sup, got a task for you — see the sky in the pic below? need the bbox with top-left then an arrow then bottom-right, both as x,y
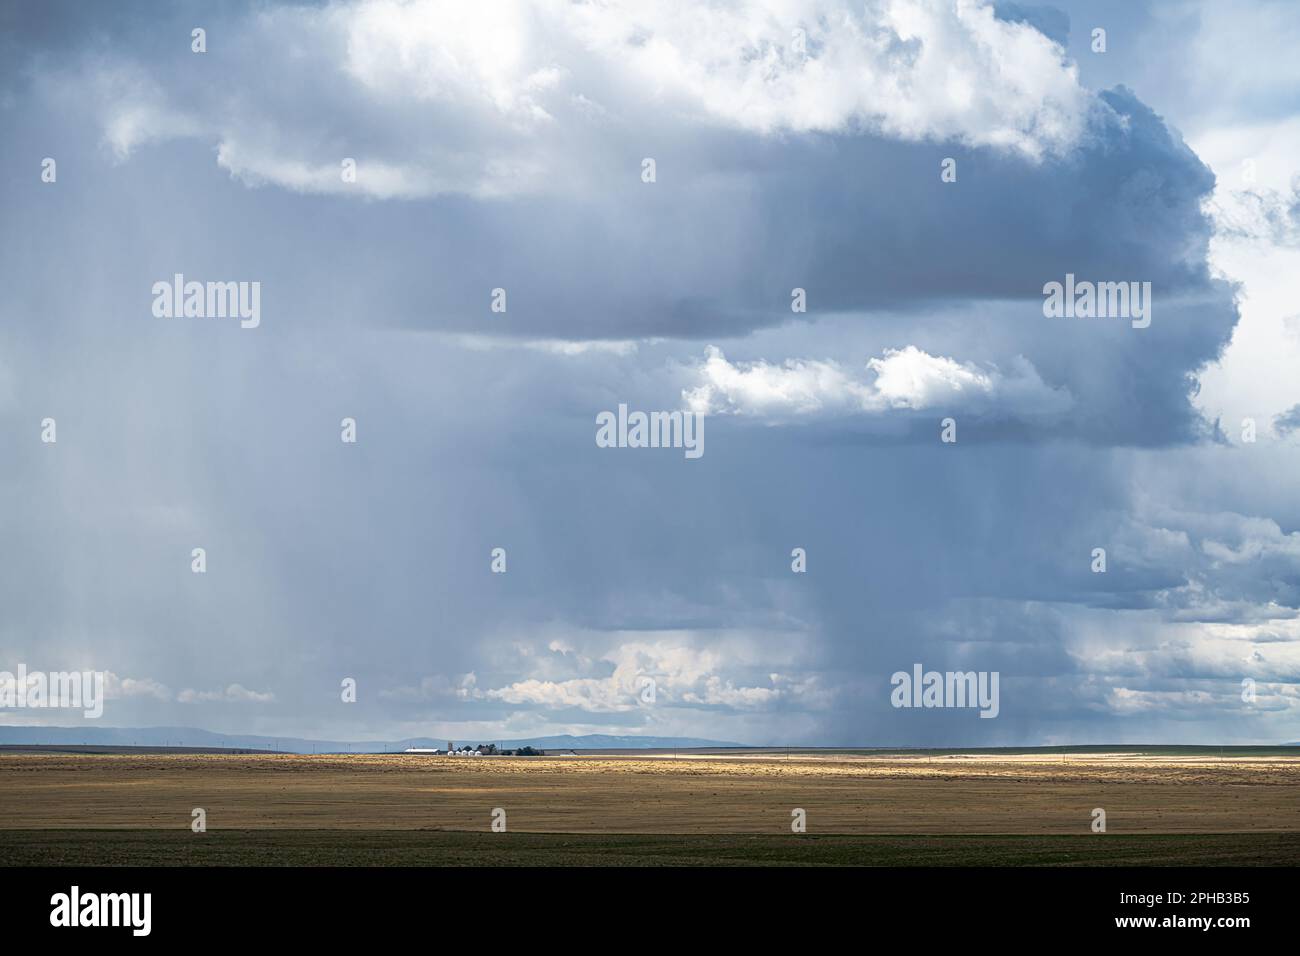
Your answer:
1,0 -> 1298,746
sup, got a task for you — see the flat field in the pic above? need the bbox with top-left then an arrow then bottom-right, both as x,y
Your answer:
3,750 -> 1297,864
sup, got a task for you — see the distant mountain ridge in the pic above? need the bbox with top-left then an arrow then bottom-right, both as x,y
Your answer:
483,734 -> 742,751
0,725 -> 742,754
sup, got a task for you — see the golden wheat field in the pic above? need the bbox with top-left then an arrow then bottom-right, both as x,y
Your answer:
2,751 -> 1298,835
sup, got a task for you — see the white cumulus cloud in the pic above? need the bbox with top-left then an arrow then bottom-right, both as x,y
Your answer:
683,344 -> 1073,420
78,0 -> 1093,199
177,684 -> 275,704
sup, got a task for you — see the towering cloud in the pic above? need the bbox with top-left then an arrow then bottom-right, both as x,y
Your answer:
0,0 -> 1294,745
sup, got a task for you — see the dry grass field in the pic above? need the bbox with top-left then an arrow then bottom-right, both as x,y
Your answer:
2,750 -> 1298,835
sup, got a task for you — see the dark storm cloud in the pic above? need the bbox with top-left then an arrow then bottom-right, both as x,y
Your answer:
6,29 -> 1239,452
1275,404 -> 1300,436
0,0 -> 1293,745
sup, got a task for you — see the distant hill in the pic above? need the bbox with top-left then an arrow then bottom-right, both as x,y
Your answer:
0,725 -> 742,754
